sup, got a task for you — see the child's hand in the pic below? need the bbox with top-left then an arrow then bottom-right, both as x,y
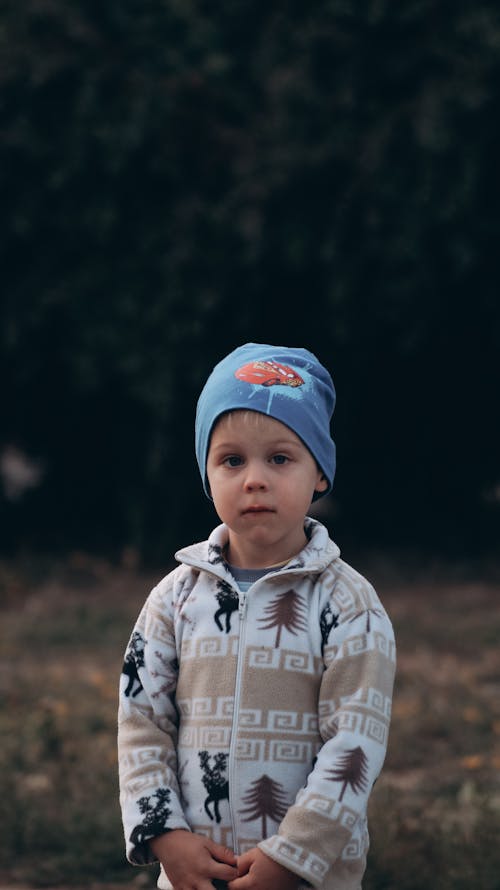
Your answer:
150,829 -> 238,890
228,847 -> 300,890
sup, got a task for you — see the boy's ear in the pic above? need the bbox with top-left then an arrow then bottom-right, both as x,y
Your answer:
315,473 -> 328,494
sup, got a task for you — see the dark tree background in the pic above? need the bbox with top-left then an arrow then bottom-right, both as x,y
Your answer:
1,0 -> 499,562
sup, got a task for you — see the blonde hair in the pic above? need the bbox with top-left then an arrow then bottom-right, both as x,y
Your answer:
213,409 -> 274,434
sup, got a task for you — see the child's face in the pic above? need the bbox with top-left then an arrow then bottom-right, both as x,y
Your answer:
206,411 -> 327,569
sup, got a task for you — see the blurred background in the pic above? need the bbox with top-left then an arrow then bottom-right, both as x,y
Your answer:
2,0 -> 499,565
1,2 -> 500,888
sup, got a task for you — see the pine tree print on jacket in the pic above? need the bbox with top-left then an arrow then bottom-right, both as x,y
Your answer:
239,775 -> 289,838
326,746 -> 370,801
258,589 -> 308,647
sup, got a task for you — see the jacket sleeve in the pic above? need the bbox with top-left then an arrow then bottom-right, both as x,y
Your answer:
118,578 -> 191,865
259,596 -> 396,888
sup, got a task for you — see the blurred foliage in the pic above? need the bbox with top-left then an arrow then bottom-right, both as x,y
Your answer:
1,0 -> 499,560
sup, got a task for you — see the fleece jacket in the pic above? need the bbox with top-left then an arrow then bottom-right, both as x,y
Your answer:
118,518 -> 396,890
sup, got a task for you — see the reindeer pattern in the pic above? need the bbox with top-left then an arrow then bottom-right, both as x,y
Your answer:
129,788 -> 171,859
121,630 -> 146,698
320,602 -> 339,655
198,750 -> 229,824
213,579 -> 239,633
208,543 -> 227,566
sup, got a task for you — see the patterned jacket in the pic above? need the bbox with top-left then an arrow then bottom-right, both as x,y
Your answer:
118,519 -> 396,890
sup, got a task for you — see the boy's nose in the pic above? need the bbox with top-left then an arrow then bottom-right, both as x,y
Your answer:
243,462 -> 268,491
244,478 -> 267,491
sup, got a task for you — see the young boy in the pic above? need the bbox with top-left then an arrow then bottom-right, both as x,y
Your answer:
118,343 -> 396,890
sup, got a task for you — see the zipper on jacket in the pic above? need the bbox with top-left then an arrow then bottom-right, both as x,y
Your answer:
228,589 -> 248,854
238,591 -> 248,620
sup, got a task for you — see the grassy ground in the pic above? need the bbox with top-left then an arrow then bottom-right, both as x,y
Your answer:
1,553 -> 499,889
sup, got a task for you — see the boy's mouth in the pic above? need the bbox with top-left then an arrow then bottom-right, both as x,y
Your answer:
242,505 -> 275,515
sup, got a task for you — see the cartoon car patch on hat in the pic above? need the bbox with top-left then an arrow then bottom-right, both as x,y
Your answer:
235,360 -> 304,387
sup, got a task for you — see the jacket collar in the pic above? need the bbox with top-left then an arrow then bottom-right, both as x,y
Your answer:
175,517 -> 340,582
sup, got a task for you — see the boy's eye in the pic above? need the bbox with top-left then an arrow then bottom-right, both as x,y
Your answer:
271,454 -> 288,465
224,455 -> 243,467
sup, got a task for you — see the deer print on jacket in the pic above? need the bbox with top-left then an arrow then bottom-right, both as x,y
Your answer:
199,751 -> 229,824
208,543 -> 227,566
129,788 -> 171,860
213,579 -> 239,633
320,602 -> 339,656
122,631 -> 146,698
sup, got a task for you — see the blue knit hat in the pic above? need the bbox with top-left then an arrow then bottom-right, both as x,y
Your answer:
195,343 -> 336,501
